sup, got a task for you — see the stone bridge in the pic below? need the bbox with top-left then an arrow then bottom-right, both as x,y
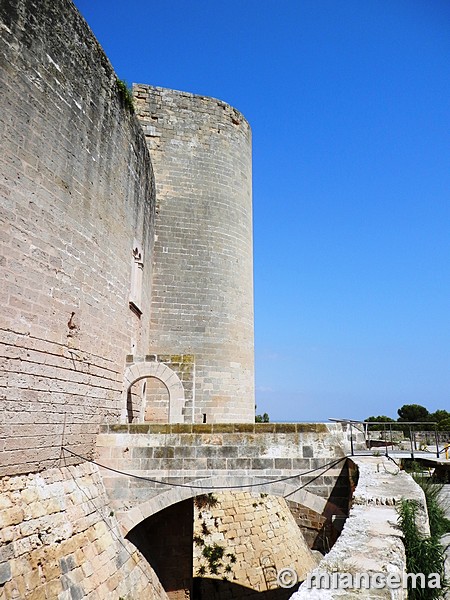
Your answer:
95,422 -> 359,536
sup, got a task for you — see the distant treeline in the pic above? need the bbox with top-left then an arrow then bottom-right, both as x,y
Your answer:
366,404 -> 450,431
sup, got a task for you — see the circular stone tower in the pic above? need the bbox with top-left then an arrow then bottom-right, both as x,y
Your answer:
134,85 -> 254,423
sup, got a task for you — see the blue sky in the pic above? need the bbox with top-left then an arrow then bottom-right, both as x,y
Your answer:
73,0 -> 450,422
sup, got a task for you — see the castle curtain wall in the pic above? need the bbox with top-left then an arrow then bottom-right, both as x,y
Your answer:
0,0 -> 258,595
0,0 -> 155,476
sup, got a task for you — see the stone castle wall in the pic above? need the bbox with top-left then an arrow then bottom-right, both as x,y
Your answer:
95,423 -> 352,534
0,0 -> 260,596
134,85 -> 255,423
0,463 -> 167,599
292,458 -> 423,600
193,491 -> 319,598
0,0 -> 155,476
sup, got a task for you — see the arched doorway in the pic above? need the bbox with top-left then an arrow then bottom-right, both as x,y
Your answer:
143,376 -> 171,422
122,360 -> 185,424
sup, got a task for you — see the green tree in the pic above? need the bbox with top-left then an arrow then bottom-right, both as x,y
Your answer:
438,417 -> 450,432
428,409 -> 450,425
255,412 -> 270,423
365,415 -> 396,431
397,404 -> 429,422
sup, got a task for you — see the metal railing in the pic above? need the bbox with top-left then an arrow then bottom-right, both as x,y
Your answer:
330,419 -> 450,460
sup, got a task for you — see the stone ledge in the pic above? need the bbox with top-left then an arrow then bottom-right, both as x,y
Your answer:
100,422 -> 339,435
292,456 -> 426,599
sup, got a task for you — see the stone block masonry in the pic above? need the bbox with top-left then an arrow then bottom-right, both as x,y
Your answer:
126,354 -> 195,423
0,0 -> 155,475
134,85 -> 255,424
292,457 -> 427,599
193,491 -> 319,597
95,422 -> 354,535
0,462 -> 168,599
287,501 -> 329,552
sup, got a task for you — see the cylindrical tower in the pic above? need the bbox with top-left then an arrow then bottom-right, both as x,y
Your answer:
134,85 -> 254,423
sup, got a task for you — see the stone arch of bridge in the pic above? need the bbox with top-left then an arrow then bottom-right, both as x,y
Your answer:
118,475 -> 328,536
121,361 -> 185,424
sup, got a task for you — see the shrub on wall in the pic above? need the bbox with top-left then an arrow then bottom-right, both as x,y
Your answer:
397,474 -> 450,599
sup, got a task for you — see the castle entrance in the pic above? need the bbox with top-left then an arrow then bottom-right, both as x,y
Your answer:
122,359 -> 185,424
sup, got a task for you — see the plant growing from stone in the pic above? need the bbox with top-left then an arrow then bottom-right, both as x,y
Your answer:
204,544 -> 236,578
202,543 -> 224,575
194,493 -> 218,509
412,473 -> 450,538
196,564 -> 206,577
193,493 -> 236,580
195,542 -> 237,579
116,78 -> 134,113
201,520 -> 211,536
397,499 -> 448,599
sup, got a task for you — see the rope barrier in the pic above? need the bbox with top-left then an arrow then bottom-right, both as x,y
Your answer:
62,446 -> 347,491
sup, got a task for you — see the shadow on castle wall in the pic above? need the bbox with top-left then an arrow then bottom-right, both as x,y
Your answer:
192,578 -> 300,600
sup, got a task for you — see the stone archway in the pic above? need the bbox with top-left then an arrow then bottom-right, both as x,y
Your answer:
115,475 -> 328,536
124,486 -> 322,599
121,361 -> 185,424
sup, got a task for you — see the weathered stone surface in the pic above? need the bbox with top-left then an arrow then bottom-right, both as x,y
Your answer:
0,0 -> 155,476
193,491 -> 319,596
95,424 -> 354,535
292,457 -> 425,599
0,561 -> 11,585
0,463 -> 168,599
134,85 -> 254,424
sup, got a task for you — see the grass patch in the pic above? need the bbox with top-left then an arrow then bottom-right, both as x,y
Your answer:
414,473 -> 450,538
397,473 -> 449,599
116,78 -> 134,113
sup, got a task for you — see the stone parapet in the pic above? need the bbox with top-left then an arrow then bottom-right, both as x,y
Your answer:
99,421 -> 352,436
292,457 -> 427,599
94,423 -> 353,535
